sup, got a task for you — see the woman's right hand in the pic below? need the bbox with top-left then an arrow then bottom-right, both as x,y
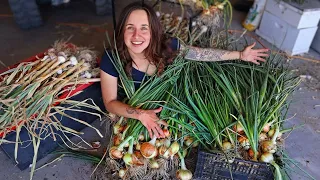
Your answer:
138,107 -> 167,138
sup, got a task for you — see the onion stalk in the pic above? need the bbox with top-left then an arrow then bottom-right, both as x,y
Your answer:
176,152 -> 192,180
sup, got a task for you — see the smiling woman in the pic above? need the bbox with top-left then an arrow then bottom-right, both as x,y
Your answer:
100,1 -> 269,139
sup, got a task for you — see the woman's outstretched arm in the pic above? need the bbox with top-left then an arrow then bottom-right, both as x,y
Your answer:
181,42 -> 269,65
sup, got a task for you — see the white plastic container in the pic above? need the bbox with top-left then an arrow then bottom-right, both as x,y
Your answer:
256,0 -> 320,55
265,0 -> 320,29
256,11 -> 318,55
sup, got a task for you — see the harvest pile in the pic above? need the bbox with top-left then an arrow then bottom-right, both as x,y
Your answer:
0,41 -> 105,179
101,22 -> 302,180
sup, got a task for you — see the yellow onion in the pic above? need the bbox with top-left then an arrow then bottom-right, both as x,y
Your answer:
140,137 -> 158,159
184,137 -> 193,147
192,141 -> 199,148
259,133 -> 268,142
109,146 -> 123,159
248,148 -> 260,159
109,136 -> 133,159
132,152 -> 144,166
159,145 -> 168,157
169,141 -> 180,157
163,128 -> 170,138
233,122 -> 244,133
267,128 -> 282,139
123,153 -> 133,166
238,136 -> 250,150
260,152 -> 274,163
176,152 -> 192,180
155,139 -> 163,147
149,159 -> 160,169
138,134 -> 144,141
263,123 -> 270,133
118,168 -> 126,179
135,142 -> 141,150
222,141 -> 232,151
113,134 -> 121,146
261,140 -> 277,153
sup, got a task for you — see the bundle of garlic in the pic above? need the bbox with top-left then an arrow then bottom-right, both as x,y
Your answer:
0,40 -> 105,179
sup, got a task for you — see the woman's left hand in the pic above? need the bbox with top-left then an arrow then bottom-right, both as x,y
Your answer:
240,42 -> 269,65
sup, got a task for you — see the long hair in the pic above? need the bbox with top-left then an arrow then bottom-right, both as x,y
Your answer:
115,1 -> 176,76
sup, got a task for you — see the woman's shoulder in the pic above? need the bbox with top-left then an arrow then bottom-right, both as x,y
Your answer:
100,50 -> 119,77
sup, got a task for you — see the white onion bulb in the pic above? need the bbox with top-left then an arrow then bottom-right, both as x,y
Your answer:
57,69 -> 63,74
70,56 -> 78,65
57,56 -> 66,64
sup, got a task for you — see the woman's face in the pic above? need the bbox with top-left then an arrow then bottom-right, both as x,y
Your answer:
124,10 -> 151,57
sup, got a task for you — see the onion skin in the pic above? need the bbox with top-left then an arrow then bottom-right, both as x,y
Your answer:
176,169 -> 192,180
233,122 -> 244,133
261,140 -> 276,153
163,129 -> 170,138
140,142 -> 158,159
263,123 -> 270,133
260,152 -> 274,163
222,141 -> 232,151
118,168 -> 126,179
149,159 -> 160,169
132,152 -> 144,166
238,136 -> 250,150
113,134 -> 121,146
259,133 -> 268,142
158,146 -> 168,156
109,146 -> 123,159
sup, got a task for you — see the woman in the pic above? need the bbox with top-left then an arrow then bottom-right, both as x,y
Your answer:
100,2 -> 268,139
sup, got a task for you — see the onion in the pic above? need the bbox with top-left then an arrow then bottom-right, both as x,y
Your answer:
158,145 -> 167,157
169,141 -> 180,157
260,152 -> 274,163
268,128 -> 275,137
263,123 -> 270,133
113,134 -> 121,146
149,159 -> 160,169
155,139 -> 163,147
109,146 -> 123,159
56,69 -> 63,74
132,152 -> 144,166
259,133 -> 268,142
238,136 -> 250,150
192,141 -> 199,148
135,142 -> 141,150
176,152 -> 192,180
163,128 -> 170,138
261,140 -> 277,153
123,153 -> 133,166
184,137 -> 193,147
140,137 -> 158,159
118,168 -> 126,179
222,141 -> 232,151
233,122 -> 244,133
138,134 -> 144,141
57,56 -> 66,64
248,148 -> 259,158
69,56 -> 78,65
109,136 -> 133,159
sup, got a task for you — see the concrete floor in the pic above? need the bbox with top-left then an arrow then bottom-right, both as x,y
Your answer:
0,0 -> 319,179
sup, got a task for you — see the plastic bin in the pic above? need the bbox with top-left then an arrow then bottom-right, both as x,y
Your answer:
194,150 -> 274,180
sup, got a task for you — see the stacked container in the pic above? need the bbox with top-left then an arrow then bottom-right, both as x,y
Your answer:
256,0 -> 320,55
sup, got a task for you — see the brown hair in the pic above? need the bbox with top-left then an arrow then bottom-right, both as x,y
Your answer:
115,1 -> 176,76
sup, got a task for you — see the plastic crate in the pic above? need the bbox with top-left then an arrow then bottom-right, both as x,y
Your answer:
0,45 -> 99,138
194,150 -> 274,180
